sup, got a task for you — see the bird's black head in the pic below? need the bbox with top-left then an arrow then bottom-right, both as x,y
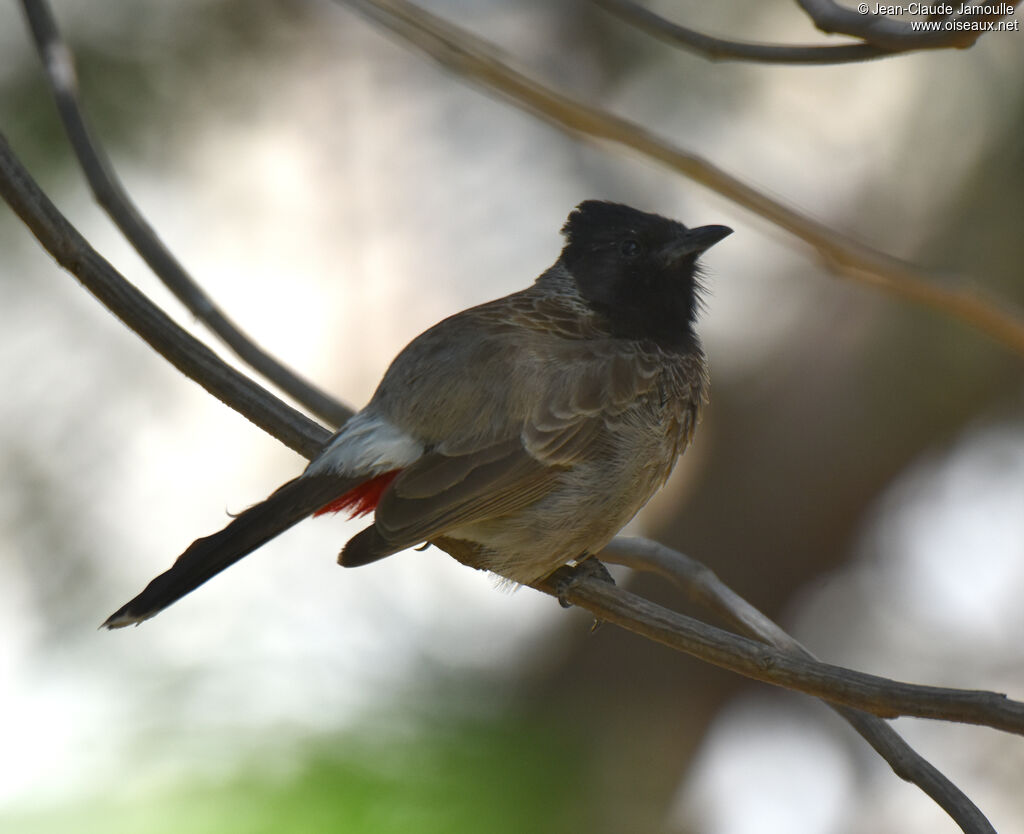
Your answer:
560,200 -> 731,350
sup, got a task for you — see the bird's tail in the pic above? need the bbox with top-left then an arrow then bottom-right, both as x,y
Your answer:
103,473 -> 359,628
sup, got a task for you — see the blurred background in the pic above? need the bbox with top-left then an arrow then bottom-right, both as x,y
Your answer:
1,1 -> 1023,832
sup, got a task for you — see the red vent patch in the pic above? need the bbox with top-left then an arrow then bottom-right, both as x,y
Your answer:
314,469 -> 401,518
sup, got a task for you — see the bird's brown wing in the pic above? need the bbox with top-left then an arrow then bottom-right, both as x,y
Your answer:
339,437 -> 559,566
522,343 -> 669,465
372,438 -> 558,547
341,341 -> 699,568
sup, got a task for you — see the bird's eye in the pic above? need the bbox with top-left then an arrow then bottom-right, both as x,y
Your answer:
620,239 -> 641,256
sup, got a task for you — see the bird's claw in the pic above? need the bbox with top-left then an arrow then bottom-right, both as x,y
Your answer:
552,558 -> 616,628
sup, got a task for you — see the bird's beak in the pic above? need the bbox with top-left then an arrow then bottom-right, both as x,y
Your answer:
662,224 -> 733,263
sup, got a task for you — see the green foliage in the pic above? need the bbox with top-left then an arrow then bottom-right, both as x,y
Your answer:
2,716 -> 588,834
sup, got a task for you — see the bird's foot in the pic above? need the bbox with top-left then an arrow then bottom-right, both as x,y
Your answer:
573,555 -> 615,586
552,556 -> 616,630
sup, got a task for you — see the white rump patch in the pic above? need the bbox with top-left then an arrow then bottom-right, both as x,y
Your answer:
304,411 -> 423,477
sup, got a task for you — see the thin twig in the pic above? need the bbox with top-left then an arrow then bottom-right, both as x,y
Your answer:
594,0 -> 899,64
0,133 -> 331,459
337,0 -> 1024,358
601,538 -> 800,648
18,0 -> 353,429
840,708 -> 995,834
600,537 -> 996,834
795,0 -> 1021,49
534,566 -> 1024,733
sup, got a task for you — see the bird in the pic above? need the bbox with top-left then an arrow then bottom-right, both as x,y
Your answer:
104,200 -> 731,628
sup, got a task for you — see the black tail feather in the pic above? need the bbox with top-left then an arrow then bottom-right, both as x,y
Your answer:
103,474 -> 358,628
338,525 -> 396,568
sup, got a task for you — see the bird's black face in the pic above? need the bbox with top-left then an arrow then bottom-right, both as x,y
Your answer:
560,201 -> 731,350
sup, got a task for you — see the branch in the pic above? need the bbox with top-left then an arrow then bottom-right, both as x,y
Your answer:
600,538 -> 996,834
600,538 -> 802,647
594,0 -> 900,64
535,566 -> 1024,734
338,0 -> 1024,359
0,133 -> 331,460
796,0 -> 1022,50
18,0 -> 353,429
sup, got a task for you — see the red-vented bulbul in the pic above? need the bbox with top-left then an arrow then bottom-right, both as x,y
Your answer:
104,201 -> 731,627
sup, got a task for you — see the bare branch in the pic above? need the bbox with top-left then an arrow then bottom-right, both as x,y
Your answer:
597,0 -> 1024,63
836,708 -> 995,834
0,133 -> 331,459
338,0 -> 1024,358
600,538 -> 996,834
795,0 -> 1021,49
594,0 -> 899,64
18,0 -> 353,429
535,565 -> 1024,734
601,537 -> 800,648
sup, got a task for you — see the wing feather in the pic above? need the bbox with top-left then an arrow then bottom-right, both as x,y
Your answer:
372,439 -> 559,551
364,329 -> 702,559
522,343 -> 671,466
